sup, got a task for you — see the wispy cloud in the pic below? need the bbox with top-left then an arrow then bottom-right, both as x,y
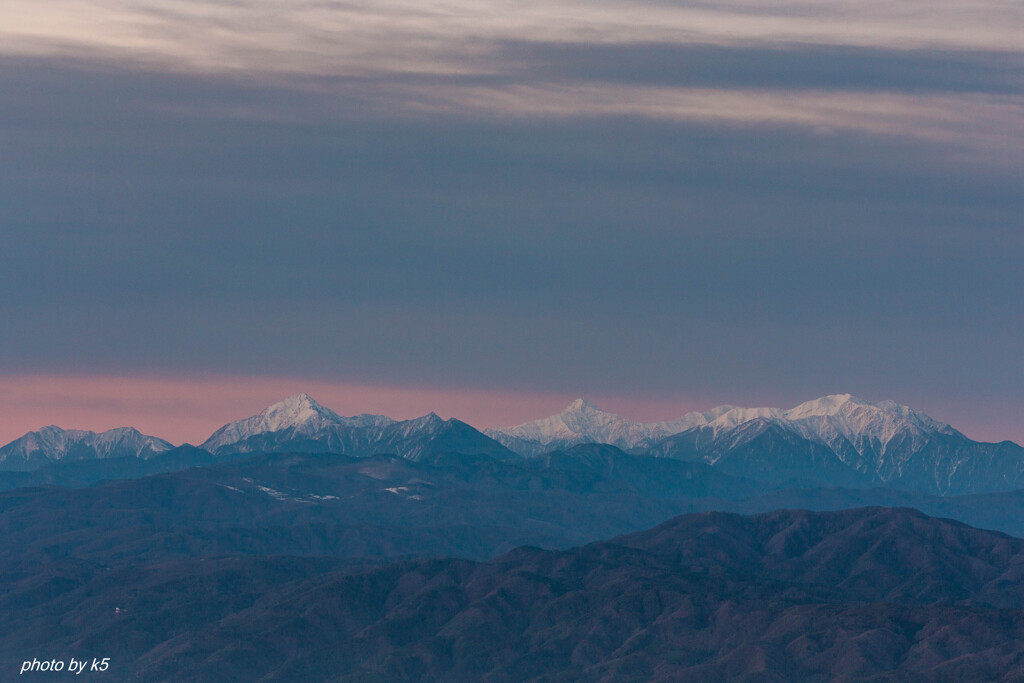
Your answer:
1,1 -> 1022,440
3,0 -> 1022,144
4,0 -> 1023,74
495,42 -> 1024,94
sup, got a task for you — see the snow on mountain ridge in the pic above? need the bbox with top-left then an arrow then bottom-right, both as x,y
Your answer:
485,398 -> 665,448
484,398 -> 712,454
0,425 -> 173,468
487,394 -> 957,456
781,395 -> 956,447
193,397 -> 518,462
388,412 -> 446,439
0,392 -> 965,471
254,393 -> 343,432
200,394 -> 398,452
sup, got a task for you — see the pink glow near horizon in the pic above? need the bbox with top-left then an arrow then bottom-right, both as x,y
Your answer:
0,374 -> 711,446
0,374 -> 1018,447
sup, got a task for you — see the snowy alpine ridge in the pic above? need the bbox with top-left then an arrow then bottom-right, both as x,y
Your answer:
0,426 -> 173,471
485,394 -> 957,456
2,393 -> 1021,496
487,394 -> 1024,495
201,393 -> 397,453
200,394 -> 514,462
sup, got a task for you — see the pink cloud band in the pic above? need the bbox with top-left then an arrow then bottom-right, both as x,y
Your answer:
0,373 -> 706,446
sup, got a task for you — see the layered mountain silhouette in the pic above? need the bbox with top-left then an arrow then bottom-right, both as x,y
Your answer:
0,394 -> 515,475
3,393 -> 1022,496
5,394 -> 1024,680
202,393 -> 517,461
0,446 -> 755,565
7,445 -> 1024,565
486,393 -> 956,453
6,507 -> 1024,680
490,394 -> 1024,495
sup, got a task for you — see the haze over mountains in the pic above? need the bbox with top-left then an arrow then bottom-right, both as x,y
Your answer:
5,393 -> 1024,680
3,392 -> 1021,496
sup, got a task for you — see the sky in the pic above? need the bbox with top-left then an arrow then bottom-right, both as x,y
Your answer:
1,0 -> 1022,445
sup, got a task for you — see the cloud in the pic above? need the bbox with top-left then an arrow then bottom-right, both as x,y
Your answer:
495,42 -> 1024,95
0,0 -> 1022,443
1,57 -> 1020,413
4,51 -> 1023,153
3,0 -> 1024,77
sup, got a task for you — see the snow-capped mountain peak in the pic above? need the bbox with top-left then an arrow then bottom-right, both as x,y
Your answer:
396,412 -> 446,435
199,394 -> 408,453
784,393 -> 857,419
772,394 -> 958,460
196,398 -> 514,461
776,393 -> 953,436
200,394 -> 349,452
0,425 -> 173,470
257,394 -> 343,432
487,394 -> 958,458
697,395 -> 873,431
564,398 -> 599,413
485,399 -> 690,455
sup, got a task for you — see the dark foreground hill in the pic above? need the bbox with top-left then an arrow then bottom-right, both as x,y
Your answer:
6,507 -> 1024,681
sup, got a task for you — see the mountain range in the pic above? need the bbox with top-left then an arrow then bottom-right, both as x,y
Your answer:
3,392 -> 1021,496
5,394 -> 1024,680
6,506 -> 1024,681
200,393 -> 515,462
486,393 -> 958,452
487,394 -> 1024,494
9,442 -> 1024,563
0,425 -> 172,472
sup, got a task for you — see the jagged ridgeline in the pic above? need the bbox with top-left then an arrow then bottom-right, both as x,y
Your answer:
6,507 -> 1024,681
2,393 -> 1022,496
4,396 -> 1024,680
